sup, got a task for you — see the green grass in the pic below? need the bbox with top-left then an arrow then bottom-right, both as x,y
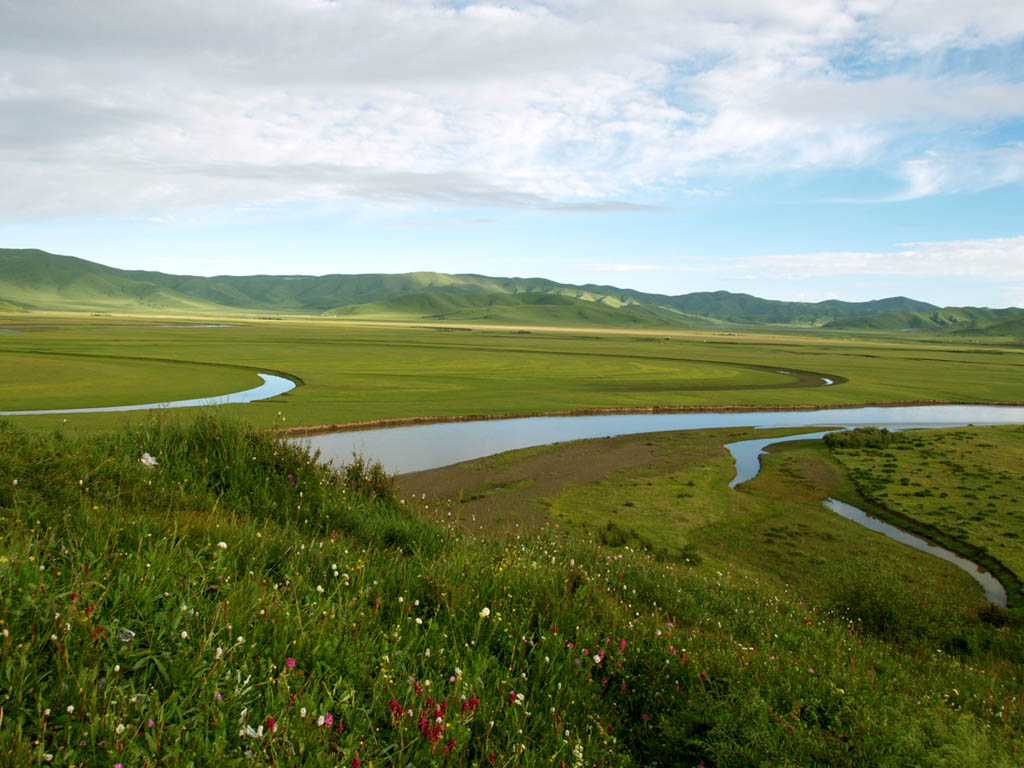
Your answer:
828,426 -> 1024,606
3,417 -> 1024,766
0,351 -> 259,410
2,316 -> 1023,435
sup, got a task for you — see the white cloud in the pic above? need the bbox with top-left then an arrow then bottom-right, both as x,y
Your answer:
730,235 -> 1024,283
0,0 -> 1022,217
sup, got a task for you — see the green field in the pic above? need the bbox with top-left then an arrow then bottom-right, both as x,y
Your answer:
2,310 -> 1024,765
1,314 -> 1022,435
3,418 -> 1024,766
828,426 -> 1024,601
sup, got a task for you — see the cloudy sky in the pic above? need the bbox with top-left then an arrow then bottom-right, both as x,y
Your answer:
2,0 -> 1023,306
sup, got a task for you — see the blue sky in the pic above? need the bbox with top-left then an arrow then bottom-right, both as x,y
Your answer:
1,0 -> 1022,307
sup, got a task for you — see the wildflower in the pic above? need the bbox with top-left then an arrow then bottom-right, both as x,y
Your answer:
300,707 -> 307,718
181,631 -> 188,639
216,692 -> 222,701
316,585 -> 324,594
285,657 -> 296,668
288,473 -> 296,488
352,754 -> 361,768
593,654 -> 602,665
148,719 -> 155,728
66,705 -> 74,714
118,628 -> 135,643
415,618 -> 423,625
641,714 -> 651,722
140,453 -> 158,468
479,607 -> 491,618
266,717 -> 276,733
218,541 -> 228,549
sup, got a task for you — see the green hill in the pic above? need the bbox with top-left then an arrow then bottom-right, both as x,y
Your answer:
826,307 -> 1024,337
6,248 -> 1015,331
0,249 -> 227,313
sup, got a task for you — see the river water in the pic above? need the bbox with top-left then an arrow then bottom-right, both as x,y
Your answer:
301,403 -> 1024,474
0,373 -> 296,416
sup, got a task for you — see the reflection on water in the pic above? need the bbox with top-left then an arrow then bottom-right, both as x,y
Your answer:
0,373 -> 295,416
301,404 -> 1024,475
824,498 -> 1007,607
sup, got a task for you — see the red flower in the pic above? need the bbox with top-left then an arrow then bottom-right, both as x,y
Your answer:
352,753 -> 360,768
265,717 -> 276,733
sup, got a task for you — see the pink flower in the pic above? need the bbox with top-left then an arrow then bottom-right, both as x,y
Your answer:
266,717 -> 276,733
323,712 -> 334,727
285,657 -> 297,668
641,714 -> 651,722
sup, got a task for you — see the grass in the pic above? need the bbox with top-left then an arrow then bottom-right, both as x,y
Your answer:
402,428 -> 995,621
3,416 -> 1024,766
1,314 -> 1023,435
827,425 -> 1024,608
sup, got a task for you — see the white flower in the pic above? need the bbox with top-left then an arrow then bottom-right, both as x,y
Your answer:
300,707 -> 307,718
593,654 -> 602,665
118,628 -> 136,643
479,607 -> 491,618
181,631 -> 188,639
415,617 -> 423,625
66,705 -> 74,714
216,647 -> 223,659
316,585 -> 324,594
140,452 -> 158,468
217,541 -> 228,549
115,724 -> 126,735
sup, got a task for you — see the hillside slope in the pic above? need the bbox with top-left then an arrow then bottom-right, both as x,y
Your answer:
6,248 -> 1012,331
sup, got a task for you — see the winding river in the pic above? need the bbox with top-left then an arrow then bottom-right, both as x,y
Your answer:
301,403 -> 1024,474
0,373 -> 296,416
300,403 -> 1024,608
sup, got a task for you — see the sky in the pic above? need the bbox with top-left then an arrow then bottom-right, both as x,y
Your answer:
1,0 -> 1023,307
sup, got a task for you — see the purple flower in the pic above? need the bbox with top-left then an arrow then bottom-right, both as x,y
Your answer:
288,473 -> 296,488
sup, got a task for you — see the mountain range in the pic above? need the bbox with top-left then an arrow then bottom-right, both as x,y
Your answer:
1,248 -> 1021,336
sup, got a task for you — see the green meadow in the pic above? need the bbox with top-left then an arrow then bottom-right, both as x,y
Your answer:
2,313 -> 1024,765
2,418 -> 1024,767
1,314 -> 1022,433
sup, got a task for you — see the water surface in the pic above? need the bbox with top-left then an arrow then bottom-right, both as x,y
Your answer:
824,498 -> 1007,607
302,404 -> 1024,474
0,373 -> 295,416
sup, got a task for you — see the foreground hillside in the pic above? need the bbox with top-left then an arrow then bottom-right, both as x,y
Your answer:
0,248 -> 952,329
1,418 -> 1023,766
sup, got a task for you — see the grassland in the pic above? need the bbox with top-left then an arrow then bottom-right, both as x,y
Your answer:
827,426 -> 1024,606
3,417 -> 1024,766
399,428 -> 992,618
1,314 -> 1022,435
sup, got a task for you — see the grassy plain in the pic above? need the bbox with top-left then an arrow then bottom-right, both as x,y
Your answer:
828,426 -> 1024,605
1,313 -> 1023,434
3,418 -> 1024,766
400,429 -> 990,618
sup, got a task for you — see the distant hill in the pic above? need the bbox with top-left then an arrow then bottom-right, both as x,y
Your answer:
826,307 -> 1024,337
3,248 -> 1013,333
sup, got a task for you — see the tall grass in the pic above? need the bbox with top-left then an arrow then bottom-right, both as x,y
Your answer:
1,417 -> 1022,766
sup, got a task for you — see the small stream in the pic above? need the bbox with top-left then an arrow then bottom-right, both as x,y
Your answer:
725,430 -> 1008,607
0,373 -> 296,416
826,498 -> 1007,607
